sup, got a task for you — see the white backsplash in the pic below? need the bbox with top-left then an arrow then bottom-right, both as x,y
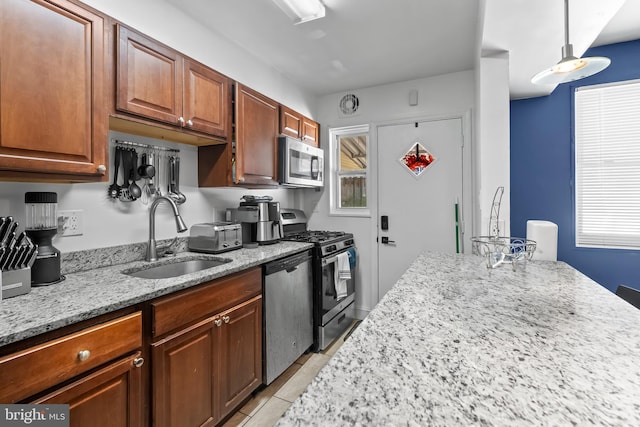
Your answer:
0,131 -> 300,253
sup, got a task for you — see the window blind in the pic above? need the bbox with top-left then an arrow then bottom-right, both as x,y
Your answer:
575,80 -> 640,249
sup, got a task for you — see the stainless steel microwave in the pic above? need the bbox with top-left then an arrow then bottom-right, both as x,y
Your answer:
278,136 -> 324,188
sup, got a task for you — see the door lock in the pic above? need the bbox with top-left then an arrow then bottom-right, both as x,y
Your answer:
381,236 -> 396,245
381,215 -> 389,230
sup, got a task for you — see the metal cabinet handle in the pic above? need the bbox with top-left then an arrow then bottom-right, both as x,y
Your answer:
186,119 -> 193,127
77,350 -> 91,361
178,117 -> 185,126
223,315 -> 230,324
214,318 -> 222,327
133,357 -> 144,368
97,164 -> 106,174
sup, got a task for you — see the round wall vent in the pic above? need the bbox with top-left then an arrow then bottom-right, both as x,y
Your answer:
339,93 -> 360,116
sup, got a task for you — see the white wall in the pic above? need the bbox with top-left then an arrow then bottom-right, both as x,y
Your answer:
475,52 -> 511,237
0,131 -> 296,253
301,71 -> 476,317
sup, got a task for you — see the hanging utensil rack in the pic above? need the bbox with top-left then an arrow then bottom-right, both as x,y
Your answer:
112,139 -> 180,154
110,139 -> 183,204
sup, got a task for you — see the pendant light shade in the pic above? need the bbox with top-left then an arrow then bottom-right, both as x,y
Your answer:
531,0 -> 610,85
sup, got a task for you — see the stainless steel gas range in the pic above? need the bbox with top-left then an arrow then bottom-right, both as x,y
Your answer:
281,209 -> 356,351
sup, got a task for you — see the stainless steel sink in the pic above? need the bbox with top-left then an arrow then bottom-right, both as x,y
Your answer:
123,258 -> 232,279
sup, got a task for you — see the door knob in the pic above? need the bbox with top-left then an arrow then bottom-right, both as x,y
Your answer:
381,236 -> 396,245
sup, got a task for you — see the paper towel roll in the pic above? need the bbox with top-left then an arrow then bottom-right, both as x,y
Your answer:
527,220 -> 558,261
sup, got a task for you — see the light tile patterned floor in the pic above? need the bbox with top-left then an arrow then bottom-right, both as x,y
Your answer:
222,324 -> 353,427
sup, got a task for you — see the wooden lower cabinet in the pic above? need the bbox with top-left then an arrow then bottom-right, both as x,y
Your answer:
33,352 -> 144,427
218,297 -> 262,420
152,318 -> 217,427
151,295 -> 262,427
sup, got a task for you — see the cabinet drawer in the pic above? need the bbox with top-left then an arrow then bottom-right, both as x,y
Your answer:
152,267 -> 261,338
0,312 -> 142,403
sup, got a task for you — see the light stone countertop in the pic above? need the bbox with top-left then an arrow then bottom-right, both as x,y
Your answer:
277,251 -> 640,426
0,241 -> 312,347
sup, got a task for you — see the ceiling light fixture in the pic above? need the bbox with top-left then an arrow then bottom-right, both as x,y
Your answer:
531,0 -> 610,85
272,0 -> 326,25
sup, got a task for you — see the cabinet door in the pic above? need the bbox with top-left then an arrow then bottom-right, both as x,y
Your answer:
152,317 -> 217,427
0,0 -> 107,178
183,59 -> 230,138
279,105 -> 302,139
217,296 -> 262,420
33,352 -> 143,427
301,117 -> 320,147
235,84 -> 279,185
117,25 -> 183,126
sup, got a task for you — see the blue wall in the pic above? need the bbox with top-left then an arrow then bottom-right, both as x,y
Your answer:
510,39 -> 640,292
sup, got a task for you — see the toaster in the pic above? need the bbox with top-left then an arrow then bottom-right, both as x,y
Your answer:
188,222 -> 242,254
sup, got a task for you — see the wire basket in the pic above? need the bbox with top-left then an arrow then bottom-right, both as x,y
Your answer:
471,236 -> 537,270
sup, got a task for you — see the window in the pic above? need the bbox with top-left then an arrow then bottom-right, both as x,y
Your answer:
575,79 -> 640,249
329,125 -> 370,216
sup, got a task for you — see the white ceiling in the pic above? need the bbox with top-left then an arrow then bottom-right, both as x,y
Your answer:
166,0 -> 640,100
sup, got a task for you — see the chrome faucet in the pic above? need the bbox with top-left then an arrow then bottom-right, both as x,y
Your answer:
146,196 -> 188,262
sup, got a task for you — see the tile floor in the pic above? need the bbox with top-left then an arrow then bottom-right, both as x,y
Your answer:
222,324 -> 354,427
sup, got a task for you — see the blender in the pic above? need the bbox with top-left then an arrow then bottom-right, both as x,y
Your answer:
25,192 -> 64,285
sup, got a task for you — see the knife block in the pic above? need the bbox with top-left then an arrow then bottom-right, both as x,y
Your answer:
1,268 -> 31,299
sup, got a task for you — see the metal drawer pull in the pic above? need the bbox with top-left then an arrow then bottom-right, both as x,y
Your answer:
77,350 -> 91,361
214,319 -> 222,327
133,357 -> 145,368
223,315 -> 230,324
186,119 -> 193,127
97,164 -> 106,173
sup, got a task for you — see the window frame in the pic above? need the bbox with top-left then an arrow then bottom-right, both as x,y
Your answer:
574,78 -> 640,250
329,125 -> 371,217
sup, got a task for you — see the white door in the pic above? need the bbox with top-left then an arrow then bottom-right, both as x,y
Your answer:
377,118 -> 464,300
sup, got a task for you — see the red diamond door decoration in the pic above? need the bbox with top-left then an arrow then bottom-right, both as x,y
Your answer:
399,141 -> 436,178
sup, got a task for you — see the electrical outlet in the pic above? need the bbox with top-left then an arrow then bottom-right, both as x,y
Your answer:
58,210 -> 84,236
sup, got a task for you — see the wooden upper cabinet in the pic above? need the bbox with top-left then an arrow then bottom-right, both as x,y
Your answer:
116,24 -> 182,125
301,116 -> 319,147
116,25 -> 231,140
279,105 -> 320,147
0,0 -> 108,180
183,58 -> 230,138
280,105 -> 302,139
235,84 -> 279,186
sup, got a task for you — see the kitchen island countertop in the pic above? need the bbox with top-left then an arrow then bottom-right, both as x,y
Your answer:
0,241 -> 312,347
278,252 -> 640,426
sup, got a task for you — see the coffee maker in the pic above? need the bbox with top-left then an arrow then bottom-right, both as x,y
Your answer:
229,196 -> 283,245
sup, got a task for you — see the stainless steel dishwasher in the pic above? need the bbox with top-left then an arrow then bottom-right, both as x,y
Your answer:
263,249 -> 313,385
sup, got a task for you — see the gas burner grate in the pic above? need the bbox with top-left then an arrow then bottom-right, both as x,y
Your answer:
282,230 -> 350,244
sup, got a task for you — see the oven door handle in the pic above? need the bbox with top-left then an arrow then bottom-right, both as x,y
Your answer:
322,255 -> 339,266
323,251 -> 352,267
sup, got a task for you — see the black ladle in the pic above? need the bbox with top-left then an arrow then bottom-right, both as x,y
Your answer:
108,146 -> 121,199
128,149 -> 142,199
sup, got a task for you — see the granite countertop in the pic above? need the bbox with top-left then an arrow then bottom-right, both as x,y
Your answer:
0,241 -> 312,347
278,252 -> 640,426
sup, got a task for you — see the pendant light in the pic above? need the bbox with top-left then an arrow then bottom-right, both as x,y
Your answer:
531,0 -> 610,85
